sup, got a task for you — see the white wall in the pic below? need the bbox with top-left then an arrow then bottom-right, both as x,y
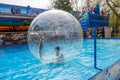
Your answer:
104,27 -> 111,38
90,60 -> 120,80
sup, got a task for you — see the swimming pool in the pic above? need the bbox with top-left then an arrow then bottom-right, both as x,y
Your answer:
0,39 -> 120,80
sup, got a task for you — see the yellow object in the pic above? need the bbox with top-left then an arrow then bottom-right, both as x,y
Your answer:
83,15 -> 87,20
113,68 -> 117,75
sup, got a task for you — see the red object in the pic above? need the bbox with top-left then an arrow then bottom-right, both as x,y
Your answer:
89,7 -> 94,13
101,9 -> 105,15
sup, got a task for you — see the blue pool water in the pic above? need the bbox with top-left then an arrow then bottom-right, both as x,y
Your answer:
0,39 -> 120,80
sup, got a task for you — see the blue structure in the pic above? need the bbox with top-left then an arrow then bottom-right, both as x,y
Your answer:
79,13 -> 109,30
79,12 -> 109,71
0,3 -> 47,26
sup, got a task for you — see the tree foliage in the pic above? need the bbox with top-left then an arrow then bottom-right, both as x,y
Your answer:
106,0 -> 120,17
110,13 -> 118,27
106,0 -> 120,27
53,0 -> 73,12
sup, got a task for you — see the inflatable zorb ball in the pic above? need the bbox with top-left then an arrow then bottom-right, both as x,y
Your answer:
28,10 -> 83,63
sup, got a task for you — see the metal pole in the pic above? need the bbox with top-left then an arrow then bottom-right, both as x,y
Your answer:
94,26 -> 102,71
94,26 -> 97,68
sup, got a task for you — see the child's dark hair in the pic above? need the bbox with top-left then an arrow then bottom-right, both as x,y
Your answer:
55,46 -> 60,51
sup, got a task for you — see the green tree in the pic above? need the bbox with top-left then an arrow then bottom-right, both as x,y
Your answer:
106,0 -> 120,37
110,13 -> 118,27
106,0 -> 120,27
106,0 -> 120,18
53,0 -> 73,12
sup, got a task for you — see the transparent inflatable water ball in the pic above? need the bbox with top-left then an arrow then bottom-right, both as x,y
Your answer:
28,10 -> 83,63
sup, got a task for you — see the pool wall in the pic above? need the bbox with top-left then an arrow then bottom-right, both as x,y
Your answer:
90,60 -> 120,80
